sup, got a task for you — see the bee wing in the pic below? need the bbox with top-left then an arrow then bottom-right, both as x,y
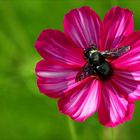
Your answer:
75,64 -> 95,82
101,46 -> 130,59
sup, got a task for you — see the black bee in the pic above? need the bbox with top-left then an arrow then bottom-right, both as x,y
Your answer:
76,44 -> 130,81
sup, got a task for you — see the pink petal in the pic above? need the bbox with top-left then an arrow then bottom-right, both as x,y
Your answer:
64,6 -> 102,49
101,7 -> 134,50
98,81 -> 134,127
58,79 -> 101,122
119,32 -> 140,46
36,60 -> 85,98
112,33 -> 140,71
111,70 -> 140,102
35,29 -> 84,67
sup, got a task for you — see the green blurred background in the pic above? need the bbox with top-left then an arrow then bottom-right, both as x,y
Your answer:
0,0 -> 140,139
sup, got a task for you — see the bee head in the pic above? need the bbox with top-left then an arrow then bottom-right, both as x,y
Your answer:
84,47 -> 97,59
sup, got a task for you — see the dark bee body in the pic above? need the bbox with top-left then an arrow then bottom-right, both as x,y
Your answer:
76,46 -> 130,82
95,61 -> 113,81
83,47 -> 113,81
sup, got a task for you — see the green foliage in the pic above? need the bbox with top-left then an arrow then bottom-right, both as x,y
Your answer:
0,0 -> 140,139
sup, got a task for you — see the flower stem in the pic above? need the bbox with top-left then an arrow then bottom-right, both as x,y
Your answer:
111,129 -> 115,140
67,117 -> 78,140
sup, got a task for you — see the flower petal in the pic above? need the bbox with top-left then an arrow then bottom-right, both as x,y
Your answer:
119,32 -> 140,47
113,33 -> 140,71
35,29 -> 84,67
101,7 -> 134,50
98,81 -> 134,127
64,6 -> 102,49
112,70 -> 140,102
36,60 -> 85,98
58,79 -> 101,122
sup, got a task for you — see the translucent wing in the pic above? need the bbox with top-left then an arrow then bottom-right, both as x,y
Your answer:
75,63 -> 96,82
101,46 -> 130,59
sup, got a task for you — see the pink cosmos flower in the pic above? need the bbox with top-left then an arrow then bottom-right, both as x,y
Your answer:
35,6 -> 140,127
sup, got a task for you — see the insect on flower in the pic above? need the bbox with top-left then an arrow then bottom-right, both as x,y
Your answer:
76,44 -> 130,81
35,6 -> 140,127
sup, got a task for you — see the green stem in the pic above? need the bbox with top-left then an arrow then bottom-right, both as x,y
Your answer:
111,129 -> 115,140
67,117 -> 78,140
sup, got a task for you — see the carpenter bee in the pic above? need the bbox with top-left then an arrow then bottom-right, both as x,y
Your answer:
76,44 -> 130,81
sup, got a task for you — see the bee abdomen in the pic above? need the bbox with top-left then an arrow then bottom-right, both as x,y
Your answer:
95,61 -> 113,81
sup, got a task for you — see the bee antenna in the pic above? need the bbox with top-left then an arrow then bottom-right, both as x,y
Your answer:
89,44 -> 97,49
